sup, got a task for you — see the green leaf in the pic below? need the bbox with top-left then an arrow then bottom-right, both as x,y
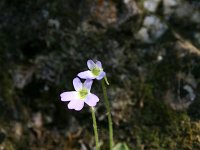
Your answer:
113,143 -> 130,150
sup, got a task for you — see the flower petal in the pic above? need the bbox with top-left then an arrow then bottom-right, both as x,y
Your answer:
96,71 -> 106,80
96,61 -> 102,68
84,79 -> 93,91
68,100 -> 84,111
78,71 -> 95,79
84,93 -> 99,106
87,60 -> 96,70
73,77 -> 82,91
60,91 -> 79,101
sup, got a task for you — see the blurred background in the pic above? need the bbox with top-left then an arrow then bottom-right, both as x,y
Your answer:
0,0 -> 200,149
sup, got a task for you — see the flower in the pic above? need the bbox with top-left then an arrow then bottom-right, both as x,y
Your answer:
60,77 -> 99,111
78,60 -> 106,80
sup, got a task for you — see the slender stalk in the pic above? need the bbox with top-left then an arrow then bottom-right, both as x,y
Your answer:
101,79 -> 113,150
104,76 -> 109,85
91,107 -> 100,150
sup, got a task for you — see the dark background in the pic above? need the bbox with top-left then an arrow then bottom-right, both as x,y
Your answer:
0,0 -> 200,149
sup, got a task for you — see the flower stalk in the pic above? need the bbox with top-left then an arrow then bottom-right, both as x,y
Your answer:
101,79 -> 113,150
91,107 -> 100,150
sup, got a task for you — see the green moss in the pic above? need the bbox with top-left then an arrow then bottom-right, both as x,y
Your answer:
132,107 -> 200,149
129,81 -> 200,150
0,141 -> 15,150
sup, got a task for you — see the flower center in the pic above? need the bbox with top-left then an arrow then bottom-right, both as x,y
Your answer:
91,67 -> 101,76
78,88 -> 88,99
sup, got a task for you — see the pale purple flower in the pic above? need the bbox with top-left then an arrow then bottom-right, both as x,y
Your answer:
60,77 -> 99,111
78,60 -> 106,80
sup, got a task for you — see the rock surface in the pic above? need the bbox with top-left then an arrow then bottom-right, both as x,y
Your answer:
0,0 -> 200,149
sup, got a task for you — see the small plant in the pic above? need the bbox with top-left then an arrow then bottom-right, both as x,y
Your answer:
60,59 -> 129,150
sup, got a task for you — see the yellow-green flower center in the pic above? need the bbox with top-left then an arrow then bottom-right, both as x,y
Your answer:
91,67 -> 101,76
78,88 -> 88,99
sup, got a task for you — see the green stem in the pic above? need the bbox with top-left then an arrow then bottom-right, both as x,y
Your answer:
101,79 -> 113,150
104,76 -> 109,85
91,107 -> 100,150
